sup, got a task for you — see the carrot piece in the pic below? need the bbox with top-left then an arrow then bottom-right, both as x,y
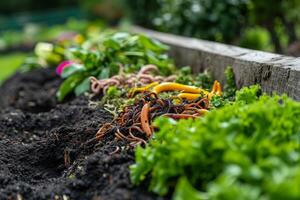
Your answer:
140,103 -> 152,137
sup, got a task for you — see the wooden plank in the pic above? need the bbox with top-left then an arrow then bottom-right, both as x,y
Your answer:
133,26 -> 300,101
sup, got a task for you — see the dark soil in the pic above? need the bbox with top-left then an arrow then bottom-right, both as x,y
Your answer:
0,68 -> 164,200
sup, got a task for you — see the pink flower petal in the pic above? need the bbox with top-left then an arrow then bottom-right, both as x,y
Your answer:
56,61 -> 74,75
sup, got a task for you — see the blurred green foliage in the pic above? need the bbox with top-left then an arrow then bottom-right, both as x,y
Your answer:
0,19 -> 104,51
239,27 -> 273,51
247,0 -> 300,53
125,0 -> 300,54
0,19 -> 105,84
0,53 -> 27,84
127,0 -> 248,43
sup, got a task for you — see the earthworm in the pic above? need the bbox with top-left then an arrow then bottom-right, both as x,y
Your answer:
90,65 -> 178,95
138,64 -> 158,75
96,91 -> 213,147
128,130 -> 147,145
109,146 -> 120,155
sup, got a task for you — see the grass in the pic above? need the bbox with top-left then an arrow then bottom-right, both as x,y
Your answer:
0,53 -> 28,85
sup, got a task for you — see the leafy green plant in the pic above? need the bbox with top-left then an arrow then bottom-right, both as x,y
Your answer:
247,0 -> 300,53
57,31 -> 174,101
130,85 -> 300,199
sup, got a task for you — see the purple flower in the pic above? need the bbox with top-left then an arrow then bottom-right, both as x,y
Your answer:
56,61 -> 74,75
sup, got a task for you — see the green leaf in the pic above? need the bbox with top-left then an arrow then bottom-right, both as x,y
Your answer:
124,51 -> 145,57
69,47 -> 88,61
173,177 -> 206,200
56,73 -> 84,102
112,32 -> 130,40
139,35 -> 168,52
74,76 -> 90,96
99,68 -> 110,79
61,64 -> 85,78
103,38 -> 121,49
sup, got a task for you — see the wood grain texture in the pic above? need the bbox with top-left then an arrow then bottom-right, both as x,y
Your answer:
133,26 -> 300,100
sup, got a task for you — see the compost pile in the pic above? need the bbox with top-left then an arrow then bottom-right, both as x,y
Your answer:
0,68 -> 162,200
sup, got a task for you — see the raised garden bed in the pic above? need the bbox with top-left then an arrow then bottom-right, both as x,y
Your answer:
0,28 -> 300,200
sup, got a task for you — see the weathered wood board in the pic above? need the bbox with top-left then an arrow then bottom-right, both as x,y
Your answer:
133,26 -> 300,101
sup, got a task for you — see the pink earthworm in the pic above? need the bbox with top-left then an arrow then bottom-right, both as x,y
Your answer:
138,64 -> 158,75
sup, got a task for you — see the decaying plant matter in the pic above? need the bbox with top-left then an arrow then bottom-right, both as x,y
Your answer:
90,65 -> 177,95
96,92 -> 211,146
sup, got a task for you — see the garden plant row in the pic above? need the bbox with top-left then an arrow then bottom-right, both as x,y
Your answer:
9,28 -> 300,199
